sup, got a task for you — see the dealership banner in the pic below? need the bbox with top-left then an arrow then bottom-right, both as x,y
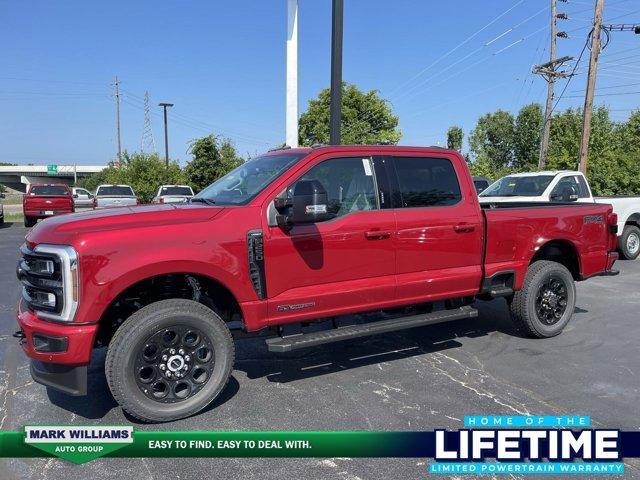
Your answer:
1,417 -> 639,472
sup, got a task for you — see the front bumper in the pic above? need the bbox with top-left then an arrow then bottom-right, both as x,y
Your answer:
16,300 -> 95,395
16,300 -> 97,365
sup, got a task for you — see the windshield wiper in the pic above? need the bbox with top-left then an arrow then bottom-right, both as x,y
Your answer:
190,197 -> 216,205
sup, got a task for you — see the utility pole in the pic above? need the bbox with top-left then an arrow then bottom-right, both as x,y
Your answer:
329,0 -> 344,145
113,76 -> 122,163
535,0 -> 571,169
578,0 -> 605,175
286,0 -> 299,148
158,102 -> 174,167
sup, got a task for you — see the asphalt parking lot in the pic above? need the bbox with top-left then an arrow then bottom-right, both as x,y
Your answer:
1,221 -> 638,479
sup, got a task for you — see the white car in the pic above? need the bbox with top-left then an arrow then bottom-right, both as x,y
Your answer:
151,185 -> 194,204
72,187 -> 94,208
479,170 -> 640,260
94,184 -> 139,208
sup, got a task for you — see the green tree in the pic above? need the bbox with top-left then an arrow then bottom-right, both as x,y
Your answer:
513,103 -> 543,171
469,109 -> 515,170
447,126 -> 463,151
185,135 -> 243,192
298,82 -> 401,146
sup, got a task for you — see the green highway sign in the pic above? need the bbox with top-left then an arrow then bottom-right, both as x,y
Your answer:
47,164 -> 58,174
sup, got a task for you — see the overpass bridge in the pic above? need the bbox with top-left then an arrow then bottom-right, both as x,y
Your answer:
0,165 -> 106,193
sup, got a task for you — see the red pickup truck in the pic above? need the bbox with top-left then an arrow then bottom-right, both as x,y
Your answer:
23,183 -> 75,227
16,146 -> 618,422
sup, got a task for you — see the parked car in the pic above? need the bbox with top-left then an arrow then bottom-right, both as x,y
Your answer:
94,184 -> 139,209
22,183 -> 74,228
16,146 -> 618,422
71,187 -> 94,208
152,185 -> 194,204
479,170 -> 640,260
472,176 -> 491,194
0,192 -> 4,225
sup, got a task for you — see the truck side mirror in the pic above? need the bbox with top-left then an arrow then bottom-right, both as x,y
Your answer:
274,179 -> 331,231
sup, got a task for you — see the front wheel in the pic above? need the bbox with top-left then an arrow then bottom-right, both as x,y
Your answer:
105,299 -> 235,422
509,260 -> 576,338
618,225 -> 640,260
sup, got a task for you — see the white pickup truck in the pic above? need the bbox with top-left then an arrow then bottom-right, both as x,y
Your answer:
94,184 -> 139,209
479,170 -> 640,260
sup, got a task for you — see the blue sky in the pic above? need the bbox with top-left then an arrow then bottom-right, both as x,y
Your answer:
1,0 -> 639,165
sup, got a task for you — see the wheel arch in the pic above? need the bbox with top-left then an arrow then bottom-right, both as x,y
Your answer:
625,212 -> 640,228
530,239 -> 580,280
94,268 -> 244,348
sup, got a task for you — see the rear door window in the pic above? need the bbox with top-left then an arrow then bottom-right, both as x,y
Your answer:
392,157 -> 461,208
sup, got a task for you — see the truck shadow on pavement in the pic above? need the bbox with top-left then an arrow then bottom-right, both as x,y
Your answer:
235,300 -> 527,384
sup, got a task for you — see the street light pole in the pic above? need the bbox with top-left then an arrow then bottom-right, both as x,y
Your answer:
329,0 -> 344,145
159,102 -> 174,167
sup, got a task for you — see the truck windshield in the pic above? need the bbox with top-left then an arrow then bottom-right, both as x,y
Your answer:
193,153 -> 305,205
480,175 -> 555,197
161,186 -> 193,196
97,186 -> 135,196
29,186 -> 69,196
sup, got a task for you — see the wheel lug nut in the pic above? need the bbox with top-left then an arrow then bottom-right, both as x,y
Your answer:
185,355 -> 191,361
165,371 -> 172,377
169,348 -> 176,354
162,355 -> 168,361
178,348 -> 185,355
159,364 -> 166,370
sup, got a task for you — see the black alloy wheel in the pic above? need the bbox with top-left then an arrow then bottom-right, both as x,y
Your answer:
134,325 -> 215,403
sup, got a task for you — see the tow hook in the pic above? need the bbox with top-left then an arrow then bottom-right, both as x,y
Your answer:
13,330 -> 26,344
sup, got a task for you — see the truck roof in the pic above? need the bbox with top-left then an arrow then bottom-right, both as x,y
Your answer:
503,170 -> 578,177
265,145 -> 458,156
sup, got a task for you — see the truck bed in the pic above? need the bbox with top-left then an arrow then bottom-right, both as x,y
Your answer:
482,201 -> 615,290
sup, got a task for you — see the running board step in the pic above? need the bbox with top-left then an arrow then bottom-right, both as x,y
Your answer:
265,306 -> 478,353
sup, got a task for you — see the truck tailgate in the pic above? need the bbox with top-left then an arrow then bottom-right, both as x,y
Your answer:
24,196 -> 73,212
483,202 -> 615,289
96,196 -> 138,208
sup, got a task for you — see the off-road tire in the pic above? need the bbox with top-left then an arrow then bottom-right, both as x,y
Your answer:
24,216 -> 36,228
509,260 -> 576,338
105,299 -> 234,422
618,225 -> 640,260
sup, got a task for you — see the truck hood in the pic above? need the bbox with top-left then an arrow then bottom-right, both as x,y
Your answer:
26,203 -> 224,247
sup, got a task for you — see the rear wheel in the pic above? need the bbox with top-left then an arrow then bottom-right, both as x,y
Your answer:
24,216 -> 36,228
618,225 -> 640,260
509,260 -> 576,338
105,299 -> 234,422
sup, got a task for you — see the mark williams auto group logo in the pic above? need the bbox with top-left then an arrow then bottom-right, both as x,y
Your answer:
24,426 -> 133,464
430,415 -> 624,475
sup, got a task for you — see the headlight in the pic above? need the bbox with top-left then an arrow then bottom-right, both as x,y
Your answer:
18,244 -> 79,322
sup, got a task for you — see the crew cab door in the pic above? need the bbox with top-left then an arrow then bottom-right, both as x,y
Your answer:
263,155 -> 396,324
386,154 -> 484,302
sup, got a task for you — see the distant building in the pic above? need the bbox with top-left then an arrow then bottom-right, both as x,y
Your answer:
0,165 -> 106,193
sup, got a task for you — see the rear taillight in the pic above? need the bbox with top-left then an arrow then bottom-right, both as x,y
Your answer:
92,197 -> 97,209
608,212 -> 618,250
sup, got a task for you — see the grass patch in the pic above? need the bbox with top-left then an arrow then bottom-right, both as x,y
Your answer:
4,213 -> 24,223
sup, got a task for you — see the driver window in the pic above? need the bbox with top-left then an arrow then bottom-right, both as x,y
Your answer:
288,157 -> 378,218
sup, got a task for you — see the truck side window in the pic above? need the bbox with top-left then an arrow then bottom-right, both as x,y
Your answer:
290,157 -> 378,218
551,176 -> 580,198
576,176 -> 590,198
393,157 -> 461,208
